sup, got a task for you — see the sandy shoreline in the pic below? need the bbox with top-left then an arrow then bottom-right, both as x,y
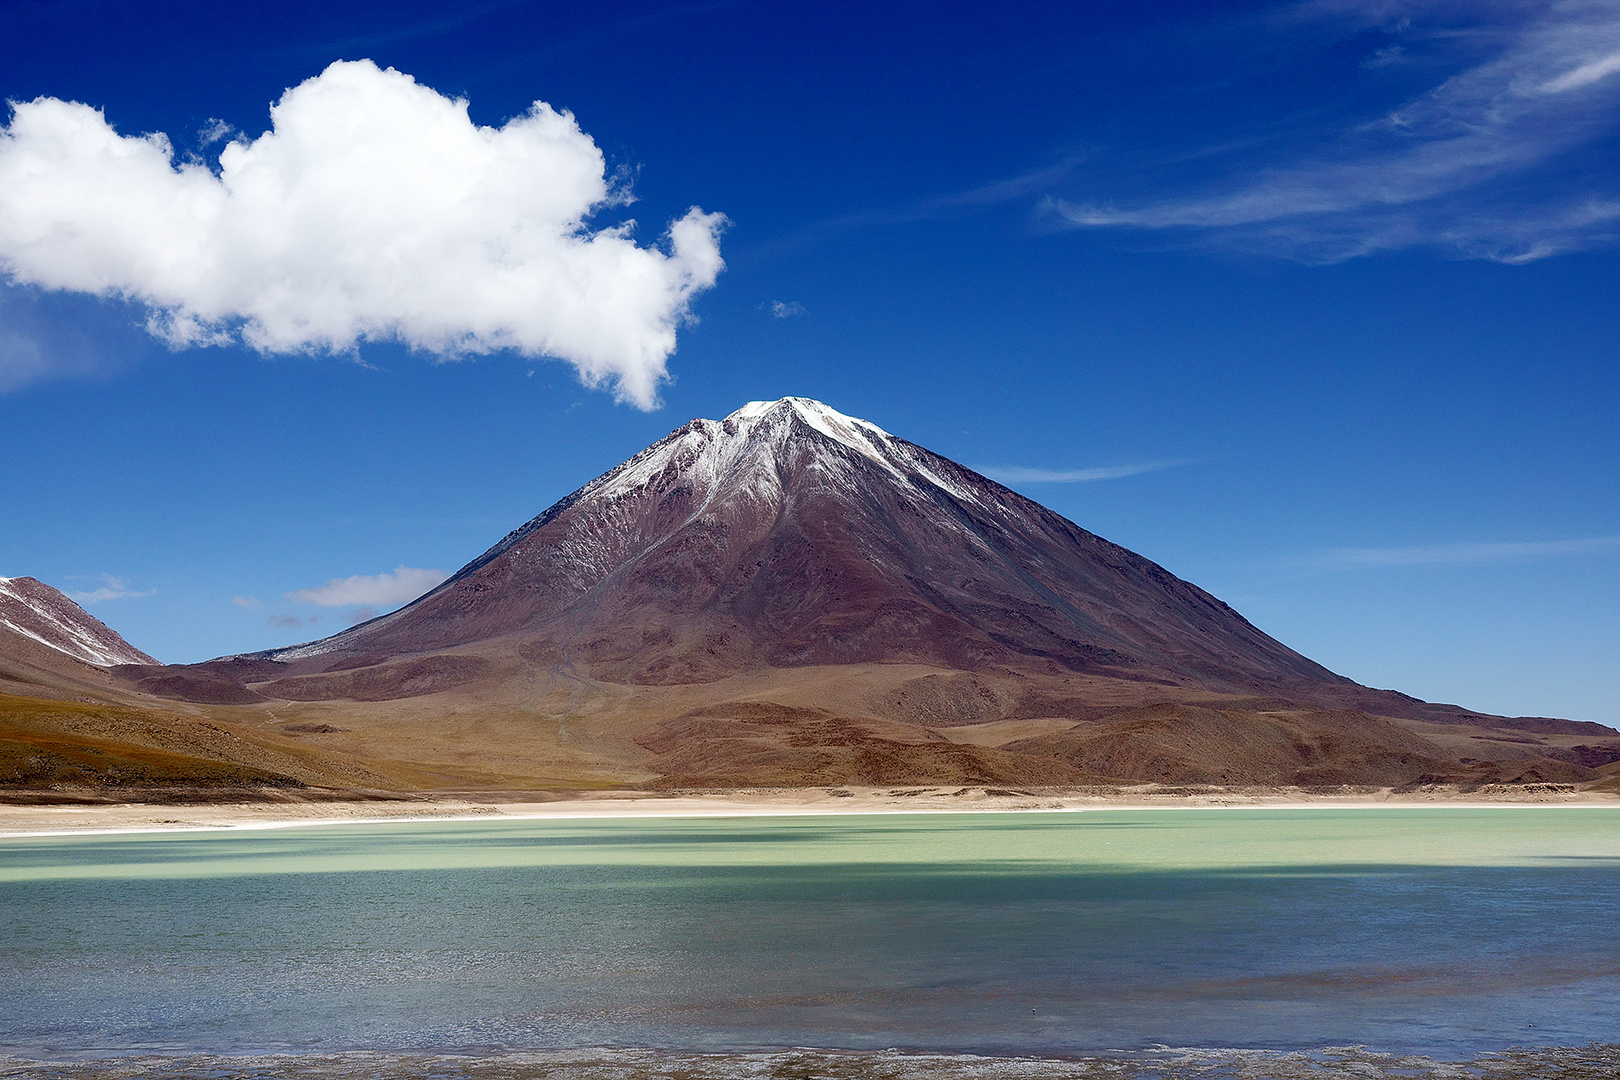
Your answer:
2,782 -> 1617,836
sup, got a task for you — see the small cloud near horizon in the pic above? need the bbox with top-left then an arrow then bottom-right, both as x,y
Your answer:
267,613 -> 319,629
975,460 -> 1188,484
286,565 -> 448,609
232,595 -> 262,610
766,300 -> 805,318
1307,536 -> 1620,569
67,573 -> 155,603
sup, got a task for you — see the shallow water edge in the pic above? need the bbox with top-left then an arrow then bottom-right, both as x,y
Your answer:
6,1045 -> 1620,1080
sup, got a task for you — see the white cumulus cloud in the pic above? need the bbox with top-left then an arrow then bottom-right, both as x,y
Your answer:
286,565 -> 448,608
0,59 -> 725,408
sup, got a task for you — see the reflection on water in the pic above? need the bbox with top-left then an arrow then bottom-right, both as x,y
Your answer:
1,810 -> 1618,1063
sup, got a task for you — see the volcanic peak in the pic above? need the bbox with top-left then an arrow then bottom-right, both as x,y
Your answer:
486,396 -> 986,564
253,394 -> 1343,695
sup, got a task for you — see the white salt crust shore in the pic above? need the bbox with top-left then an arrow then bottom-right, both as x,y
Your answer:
1,784 -> 1617,837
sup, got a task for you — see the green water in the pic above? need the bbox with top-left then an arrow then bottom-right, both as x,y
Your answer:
2,808 -> 1618,1065
4,806 -> 1615,880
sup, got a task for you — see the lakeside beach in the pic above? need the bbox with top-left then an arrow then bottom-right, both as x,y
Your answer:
1,783 -> 1615,837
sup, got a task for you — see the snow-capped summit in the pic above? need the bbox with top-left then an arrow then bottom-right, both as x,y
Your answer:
259,397 -> 1341,695
729,396 -> 889,436
572,396 -> 979,516
726,397 -> 894,461
0,576 -> 156,667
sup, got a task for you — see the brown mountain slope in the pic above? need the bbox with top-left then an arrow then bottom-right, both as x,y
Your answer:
0,693 -> 407,801
998,703 -> 1597,787
98,657 -> 1616,792
0,622 -> 126,702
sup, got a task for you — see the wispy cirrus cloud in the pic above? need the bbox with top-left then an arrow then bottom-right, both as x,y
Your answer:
67,574 -> 154,603
286,565 -> 448,608
1052,0 -> 1620,262
745,154 -> 1091,260
1310,536 -> 1620,568
975,460 -> 1189,484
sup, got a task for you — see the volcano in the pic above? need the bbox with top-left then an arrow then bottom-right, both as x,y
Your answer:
114,398 -> 1618,790
263,397 -> 1340,689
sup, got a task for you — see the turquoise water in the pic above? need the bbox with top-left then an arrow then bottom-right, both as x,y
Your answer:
1,809 -> 1618,1073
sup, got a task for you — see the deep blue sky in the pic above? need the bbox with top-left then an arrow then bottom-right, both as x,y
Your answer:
1,0 -> 1617,723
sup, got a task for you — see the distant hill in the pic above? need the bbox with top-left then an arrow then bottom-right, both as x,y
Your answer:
0,576 -> 155,669
0,574 -> 168,716
0,578 -> 395,800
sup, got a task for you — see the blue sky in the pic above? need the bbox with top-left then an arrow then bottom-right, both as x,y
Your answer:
1,0 -> 1617,724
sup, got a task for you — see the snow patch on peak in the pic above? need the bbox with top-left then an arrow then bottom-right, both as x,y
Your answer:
729,399 -> 778,422
724,397 -> 900,474
269,636 -> 346,662
727,398 -> 891,440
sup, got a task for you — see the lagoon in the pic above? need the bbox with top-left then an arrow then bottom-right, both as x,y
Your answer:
2,808 -> 1618,1073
